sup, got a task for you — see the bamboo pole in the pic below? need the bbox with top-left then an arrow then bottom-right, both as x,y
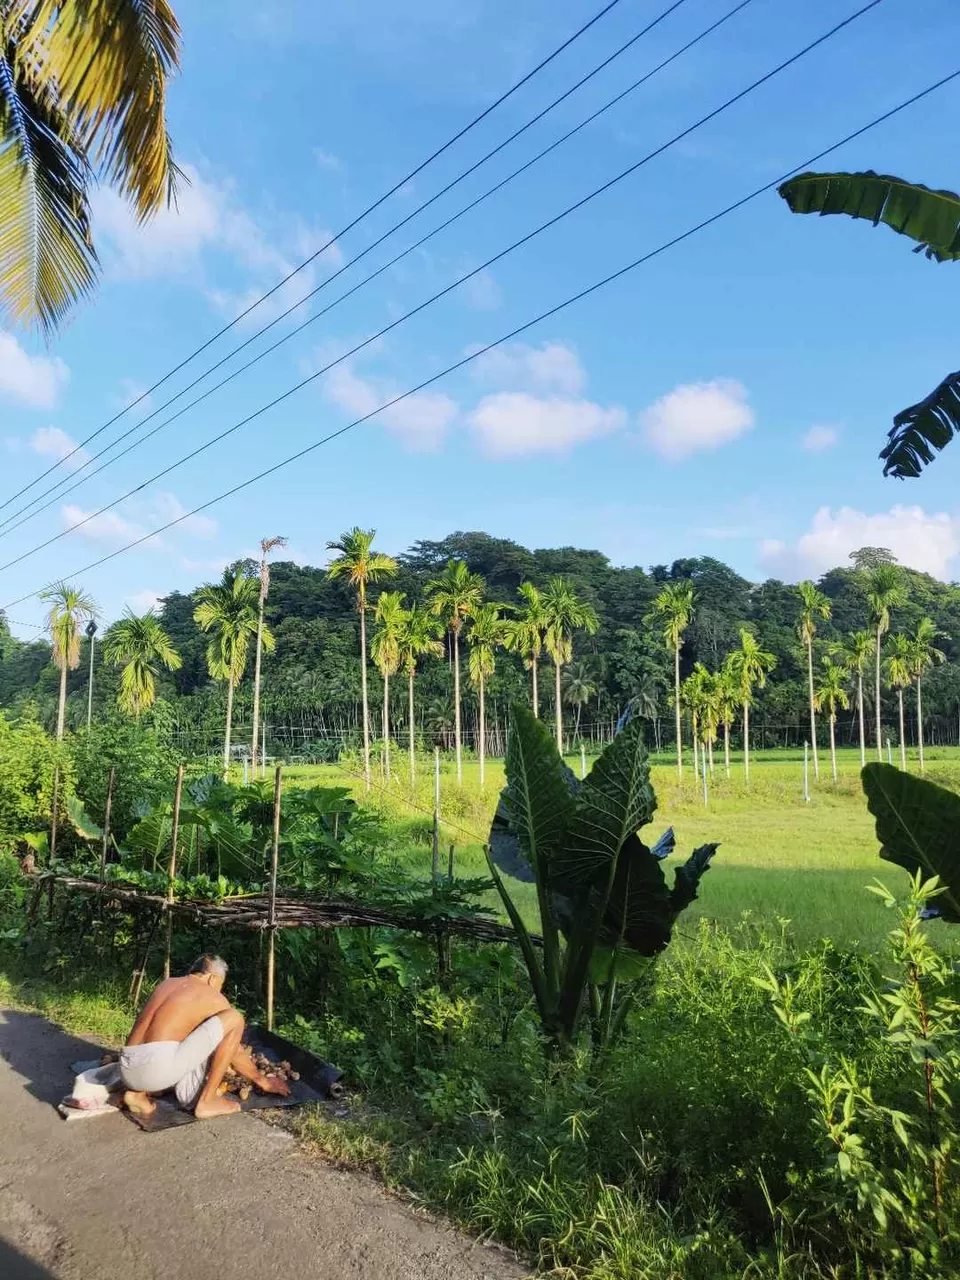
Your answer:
163,765 -> 184,979
98,766 -> 115,918
47,766 -> 60,920
431,748 -> 440,886
265,764 -> 282,1031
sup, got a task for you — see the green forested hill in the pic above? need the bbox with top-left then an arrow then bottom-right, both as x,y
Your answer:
3,531 -> 960,753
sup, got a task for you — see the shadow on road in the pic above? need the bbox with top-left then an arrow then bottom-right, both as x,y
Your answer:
0,1008 -> 106,1108
0,1239 -> 58,1280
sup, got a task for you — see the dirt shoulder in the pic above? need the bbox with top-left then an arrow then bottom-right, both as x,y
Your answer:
0,1007 -> 528,1280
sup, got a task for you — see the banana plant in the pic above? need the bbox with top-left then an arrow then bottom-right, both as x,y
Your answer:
487,705 -> 718,1052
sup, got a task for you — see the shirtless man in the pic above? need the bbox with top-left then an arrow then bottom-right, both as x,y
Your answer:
119,954 -> 289,1119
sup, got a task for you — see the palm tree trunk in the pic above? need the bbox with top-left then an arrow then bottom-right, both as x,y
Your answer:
807,637 -> 819,780
674,642 -> 682,781
708,735 -> 714,774
857,673 -> 866,767
56,663 -> 67,740
223,676 -> 235,777
408,669 -> 416,789
724,720 -> 730,777
383,671 -> 391,781
453,628 -> 462,785
531,658 -> 539,719
692,717 -> 699,779
917,677 -> 926,774
479,675 -> 486,790
359,592 -> 371,790
251,594 -> 266,770
898,688 -> 907,772
875,626 -> 883,761
574,700 -> 582,742
554,656 -> 563,754
829,713 -> 838,782
743,701 -> 750,785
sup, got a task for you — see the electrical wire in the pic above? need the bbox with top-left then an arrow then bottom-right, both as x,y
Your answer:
0,1 -> 882,579
0,0 -> 628,511
6,60 -> 952,615
0,0 -> 749,541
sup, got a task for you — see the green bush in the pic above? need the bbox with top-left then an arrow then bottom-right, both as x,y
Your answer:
69,718 -> 179,841
0,714 -> 67,842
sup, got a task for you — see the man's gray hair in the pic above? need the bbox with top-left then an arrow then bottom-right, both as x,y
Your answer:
189,953 -> 228,979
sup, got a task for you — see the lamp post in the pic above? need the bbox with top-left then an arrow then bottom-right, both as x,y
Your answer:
86,620 -> 98,730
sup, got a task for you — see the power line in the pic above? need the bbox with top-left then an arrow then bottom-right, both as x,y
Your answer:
0,1 -> 881,578
0,0 -> 628,512
7,61 -> 953,614
0,0 -> 712,538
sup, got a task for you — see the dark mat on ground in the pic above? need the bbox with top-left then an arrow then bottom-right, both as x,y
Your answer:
71,1024 -> 342,1133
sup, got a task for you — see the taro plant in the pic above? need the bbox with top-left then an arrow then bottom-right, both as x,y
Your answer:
487,704 -> 717,1053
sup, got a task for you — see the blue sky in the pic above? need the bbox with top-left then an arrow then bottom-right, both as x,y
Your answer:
2,0 -> 960,637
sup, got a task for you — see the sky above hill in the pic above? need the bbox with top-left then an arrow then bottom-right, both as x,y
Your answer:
2,0 -> 960,638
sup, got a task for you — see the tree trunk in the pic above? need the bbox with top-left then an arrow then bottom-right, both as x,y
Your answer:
743,701 -> 750,785
554,656 -> 563,754
874,625 -> 883,760
829,712 -> 838,782
574,700 -> 582,742
531,659 -> 539,719
707,734 -> 714,774
251,589 -> 266,770
56,663 -> 67,740
917,677 -> 926,774
807,637 -> 819,780
453,627 -> 462,785
674,642 -> 682,781
359,589 -> 371,790
383,670 -> 391,781
724,720 -> 730,778
857,672 -> 866,767
479,675 -> 486,790
223,676 -> 235,778
898,688 -> 907,772
408,669 -> 416,789
692,717 -> 699,779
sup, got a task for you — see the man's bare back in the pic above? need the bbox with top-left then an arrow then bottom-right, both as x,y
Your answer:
126,975 -> 230,1048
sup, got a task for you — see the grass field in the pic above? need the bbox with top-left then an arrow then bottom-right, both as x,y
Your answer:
276,745 -> 960,953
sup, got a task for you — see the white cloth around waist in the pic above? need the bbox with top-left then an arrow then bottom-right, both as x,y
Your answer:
119,1014 -> 225,1109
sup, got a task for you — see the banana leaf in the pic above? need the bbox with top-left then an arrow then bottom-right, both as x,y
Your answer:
880,369 -> 960,479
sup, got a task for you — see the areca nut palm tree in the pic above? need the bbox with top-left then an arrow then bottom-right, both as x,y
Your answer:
865,564 -> 908,761
101,609 -> 181,718
796,580 -> 831,781
909,616 -> 948,774
813,656 -> 850,783
426,559 -> 484,785
541,576 -> 599,755
681,665 -> 706,780
40,580 -> 97,738
327,528 -> 397,790
698,665 -> 722,774
885,633 -> 913,772
194,570 -> 268,776
2,0 -> 182,332
397,604 -> 443,788
251,535 -> 286,774
511,581 -> 548,717
728,628 -> 776,785
371,590 -> 406,782
467,602 -> 507,789
718,658 -> 739,779
650,581 -> 694,781
561,659 -> 598,745
840,629 -> 874,768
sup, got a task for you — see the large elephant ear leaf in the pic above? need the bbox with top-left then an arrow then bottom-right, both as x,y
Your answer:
671,843 -> 720,913
861,764 -> 960,922
778,171 -> 960,262
563,717 -> 656,887
880,369 -> 960,479
488,705 -> 575,885
66,795 -> 103,842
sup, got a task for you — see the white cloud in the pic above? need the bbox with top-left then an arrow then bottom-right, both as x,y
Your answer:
29,426 -> 89,470
144,491 -> 217,539
640,378 -> 754,461
0,331 -> 69,409
802,424 -> 839,453
471,342 -> 585,395
467,392 -> 626,458
457,267 -> 502,311
314,149 -> 341,171
61,504 -> 148,548
324,362 -> 456,451
126,589 -> 164,614
115,378 -> 154,415
93,164 -> 224,277
760,504 -> 960,581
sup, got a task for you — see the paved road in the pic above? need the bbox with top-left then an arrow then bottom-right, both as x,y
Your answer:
0,1008 -> 527,1280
